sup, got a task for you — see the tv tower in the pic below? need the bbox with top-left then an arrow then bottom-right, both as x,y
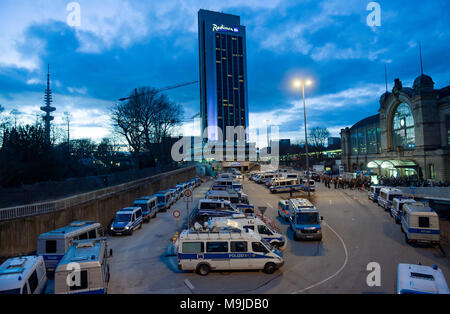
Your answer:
40,64 -> 56,144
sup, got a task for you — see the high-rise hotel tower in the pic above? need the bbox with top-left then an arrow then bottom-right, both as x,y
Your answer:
198,9 -> 249,143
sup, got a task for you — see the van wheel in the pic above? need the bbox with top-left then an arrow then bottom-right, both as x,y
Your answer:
264,262 -> 276,274
404,234 -> 410,244
196,264 -> 210,276
293,232 -> 299,241
139,222 -> 143,229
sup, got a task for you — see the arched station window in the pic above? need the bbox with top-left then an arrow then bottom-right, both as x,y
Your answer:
392,103 -> 415,149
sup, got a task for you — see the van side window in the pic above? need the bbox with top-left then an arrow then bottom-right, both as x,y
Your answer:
22,283 -> 28,294
231,241 -> 247,252
88,229 -> 97,239
252,242 -> 268,253
28,270 -> 39,294
258,225 -> 273,235
244,225 -> 255,231
183,242 -> 204,253
418,217 -> 430,228
78,232 -> 88,240
70,270 -> 88,291
46,240 -> 57,253
136,209 -> 142,218
206,242 -> 228,253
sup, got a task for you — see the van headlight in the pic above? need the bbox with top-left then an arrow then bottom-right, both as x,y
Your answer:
110,227 -> 114,230
125,226 -> 130,230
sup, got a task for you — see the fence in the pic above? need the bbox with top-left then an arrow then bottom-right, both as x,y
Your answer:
0,166 -> 194,222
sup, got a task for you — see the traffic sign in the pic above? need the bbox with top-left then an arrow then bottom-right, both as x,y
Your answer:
173,210 -> 181,219
184,189 -> 192,197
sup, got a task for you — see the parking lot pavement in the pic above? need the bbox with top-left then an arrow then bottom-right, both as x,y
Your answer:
107,177 -> 450,294
107,181 -> 212,294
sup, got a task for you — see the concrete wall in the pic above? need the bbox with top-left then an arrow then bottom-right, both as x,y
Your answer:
0,166 -> 196,258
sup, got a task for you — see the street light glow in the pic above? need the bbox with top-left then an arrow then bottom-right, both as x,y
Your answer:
293,79 -> 313,88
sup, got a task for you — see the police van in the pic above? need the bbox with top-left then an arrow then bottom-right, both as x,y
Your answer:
133,195 -> 158,222
391,197 -> 416,224
299,178 -> 316,192
277,200 -> 290,221
176,227 -> 284,275
155,190 -> 173,211
0,255 -> 47,294
269,178 -> 303,193
378,187 -> 404,211
208,215 -> 286,249
205,190 -> 254,213
54,238 -> 111,294
397,263 -> 449,294
368,185 -> 384,202
110,207 -> 143,236
176,183 -> 185,195
37,221 -> 103,272
401,202 -> 440,245
195,199 -> 242,222
255,173 -> 279,184
288,198 -> 323,241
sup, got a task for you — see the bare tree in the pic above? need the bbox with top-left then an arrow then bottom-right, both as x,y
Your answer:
309,127 -> 330,157
111,86 -> 183,167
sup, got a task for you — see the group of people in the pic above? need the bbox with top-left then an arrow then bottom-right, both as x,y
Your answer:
378,175 -> 450,188
320,175 -> 371,190
320,173 -> 450,190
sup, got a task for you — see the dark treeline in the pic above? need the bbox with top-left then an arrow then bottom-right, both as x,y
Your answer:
0,87 -> 183,188
0,124 -> 130,188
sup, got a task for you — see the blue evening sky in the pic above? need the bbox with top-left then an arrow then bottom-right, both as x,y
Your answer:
0,0 -> 449,146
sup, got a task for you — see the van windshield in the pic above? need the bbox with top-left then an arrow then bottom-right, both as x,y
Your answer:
157,196 -> 165,203
296,213 -> 319,225
114,214 -> 132,223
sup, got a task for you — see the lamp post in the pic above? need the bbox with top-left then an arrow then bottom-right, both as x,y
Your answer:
294,79 -> 312,197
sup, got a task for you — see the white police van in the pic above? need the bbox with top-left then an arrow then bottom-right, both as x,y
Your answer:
54,238 -> 111,294
205,190 -> 254,213
288,198 -> 323,241
397,263 -> 449,294
0,255 -> 47,294
155,190 -> 173,211
195,199 -> 242,222
208,214 -> 286,249
133,195 -> 158,222
368,185 -> 384,202
110,207 -> 143,235
391,197 -> 416,224
299,178 -> 316,192
378,187 -> 404,211
269,178 -> 302,193
37,221 -> 103,273
401,202 -> 440,245
277,200 -> 290,221
176,226 -> 284,275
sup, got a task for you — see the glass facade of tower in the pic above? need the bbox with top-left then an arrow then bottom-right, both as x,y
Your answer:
198,9 -> 249,143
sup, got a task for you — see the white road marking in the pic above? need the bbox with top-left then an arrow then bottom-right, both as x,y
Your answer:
291,221 -> 349,294
266,202 -> 273,209
184,279 -> 195,291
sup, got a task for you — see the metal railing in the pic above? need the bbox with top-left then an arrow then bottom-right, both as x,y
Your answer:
0,167 -> 194,222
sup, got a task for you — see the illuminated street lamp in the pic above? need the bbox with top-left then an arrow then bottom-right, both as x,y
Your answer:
293,79 -> 313,197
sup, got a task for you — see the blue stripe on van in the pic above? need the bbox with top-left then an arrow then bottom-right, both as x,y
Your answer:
407,228 -> 440,235
178,253 -> 270,260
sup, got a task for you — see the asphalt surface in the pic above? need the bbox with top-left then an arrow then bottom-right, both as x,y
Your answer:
107,177 -> 450,294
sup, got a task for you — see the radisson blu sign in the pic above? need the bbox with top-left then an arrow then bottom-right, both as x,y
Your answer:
212,24 -> 239,33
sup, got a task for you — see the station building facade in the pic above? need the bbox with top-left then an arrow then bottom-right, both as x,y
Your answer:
340,75 -> 450,182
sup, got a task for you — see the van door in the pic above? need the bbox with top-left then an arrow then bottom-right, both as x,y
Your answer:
229,241 -> 249,269
205,241 -> 230,270
249,242 -> 269,269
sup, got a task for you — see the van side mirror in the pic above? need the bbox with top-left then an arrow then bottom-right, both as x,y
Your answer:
320,216 -> 324,221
